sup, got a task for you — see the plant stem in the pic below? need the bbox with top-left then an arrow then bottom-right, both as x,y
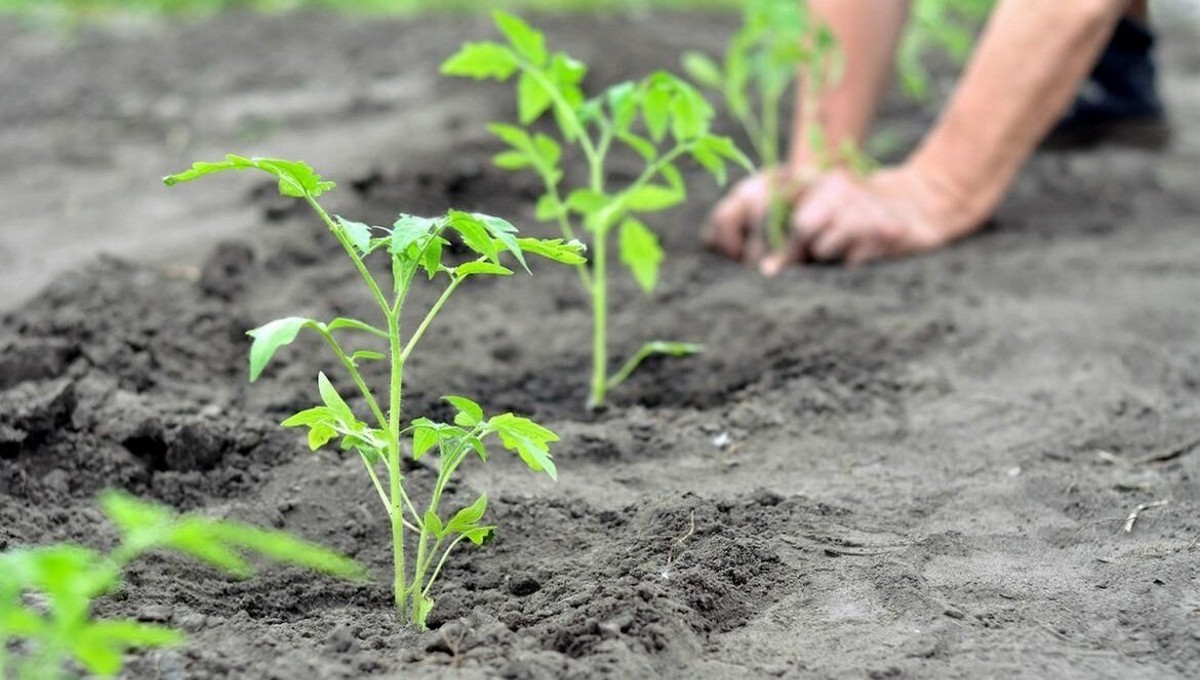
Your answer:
304,196 -> 390,317
588,228 -> 608,409
422,534 -> 469,598
386,310 -> 407,620
315,328 -> 388,432
400,275 -> 464,363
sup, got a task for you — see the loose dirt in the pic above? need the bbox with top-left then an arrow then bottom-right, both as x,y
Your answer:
1,10 -> 1199,679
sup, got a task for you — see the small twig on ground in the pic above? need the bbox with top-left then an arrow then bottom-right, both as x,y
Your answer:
1123,500 -> 1169,533
1137,437 -> 1200,466
666,510 -> 697,567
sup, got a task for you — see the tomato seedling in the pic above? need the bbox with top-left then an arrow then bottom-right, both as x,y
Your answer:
165,155 -> 583,629
0,491 -> 363,680
442,11 -> 751,409
683,0 -> 850,252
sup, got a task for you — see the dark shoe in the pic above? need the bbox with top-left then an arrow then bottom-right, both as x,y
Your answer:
1043,17 -> 1171,150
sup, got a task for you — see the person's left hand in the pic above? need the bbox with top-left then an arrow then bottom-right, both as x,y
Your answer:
759,166 -> 973,275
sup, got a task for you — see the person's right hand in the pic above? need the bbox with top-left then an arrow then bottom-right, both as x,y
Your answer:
702,168 -> 810,265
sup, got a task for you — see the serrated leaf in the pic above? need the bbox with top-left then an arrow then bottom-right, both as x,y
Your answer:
488,122 -> 533,150
617,132 -> 658,162
493,10 -> 547,66
246,317 -> 315,382
488,413 -> 558,480
476,213 -> 530,273
335,217 -> 373,254
163,155 -> 334,198
682,51 -> 723,90
440,41 -> 518,80
516,237 -> 587,265
517,70 -> 553,124
412,423 -> 439,460
619,218 -> 663,293
642,83 -> 671,142
421,236 -> 447,279
447,211 -> 500,262
391,214 -> 440,257
446,494 -> 488,534
445,396 -> 484,427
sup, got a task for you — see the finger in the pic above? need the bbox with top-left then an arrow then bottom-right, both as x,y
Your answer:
703,193 -> 751,260
845,239 -> 887,266
809,221 -> 858,263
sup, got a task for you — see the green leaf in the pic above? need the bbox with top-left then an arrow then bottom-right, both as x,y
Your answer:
476,213 -> 530,273
455,261 -> 514,277
445,396 -> 484,427
641,83 -> 671,142
617,132 -> 658,162
326,317 -> 388,338
281,406 -> 337,428
335,217 -> 373,254
535,194 -> 563,221
488,122 -> 533,150
317,372 -> 353,423
669,83 -> 711,142
682,51 -> 723,90
308,423 -> 338,451
414,594 -> 435,629
412,421 -> 440,460
532,134 -> 562,168
163,155 -> 334,198
462,526 -> 496,546
516,237 -> 587,265
493,10 -> 547,66
565,189 -> 609,215
351,350 -> 386,363
391,214 -> 440,257
447,211 -> 500,262
423,511 -> 445,538
619,218 -> 663,293
624,185 -> 683,213
494,151 -> 532,170
446,494 -> 488,534
246,317 -> 315,382
517,70 -> 553,124
440,41 -> 518,80
207,522 -> 367,581
488,413 -> 558,480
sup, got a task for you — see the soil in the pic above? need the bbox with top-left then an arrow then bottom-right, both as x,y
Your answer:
2,9 -> 1200,680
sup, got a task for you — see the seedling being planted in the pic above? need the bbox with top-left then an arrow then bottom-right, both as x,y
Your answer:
442,11 -> 751,409
0,491 -> 363,680
165,155 -> 583,629
683,0 -> 849,252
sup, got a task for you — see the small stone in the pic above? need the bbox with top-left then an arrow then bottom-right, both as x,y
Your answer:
136,604 -> 173,623
324,624 -> 358,654
178,613 -> 208,633
508,576 -> 541,597
943,607 -> 965,619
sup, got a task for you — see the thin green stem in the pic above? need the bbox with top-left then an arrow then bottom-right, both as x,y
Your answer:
303,195 -> 390,317
537,173 -> 592,290
386,311 -> 406,620
588,227 -> 608,409
314,328 -> 388,432
421,534 -> 469,598
400,275 -> 464,363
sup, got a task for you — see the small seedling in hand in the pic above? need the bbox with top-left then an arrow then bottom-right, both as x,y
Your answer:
683,0 -> 855,252
443,11 -> 750,409
165,155 -> 583,629
0,491 -> 363,680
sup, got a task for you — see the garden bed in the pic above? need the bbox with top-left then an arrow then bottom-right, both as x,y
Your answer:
2,10 -> 1199,679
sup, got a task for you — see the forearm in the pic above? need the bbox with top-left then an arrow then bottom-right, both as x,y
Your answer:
908,0 -> 1127,235
790,0 -> 911,168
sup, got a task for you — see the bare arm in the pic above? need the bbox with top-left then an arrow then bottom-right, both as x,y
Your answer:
791,0 -> 911,167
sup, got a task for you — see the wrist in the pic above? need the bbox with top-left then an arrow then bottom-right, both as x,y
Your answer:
896,153 -> 992,241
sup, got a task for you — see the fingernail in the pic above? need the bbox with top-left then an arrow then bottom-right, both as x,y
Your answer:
760,255 -> 782,277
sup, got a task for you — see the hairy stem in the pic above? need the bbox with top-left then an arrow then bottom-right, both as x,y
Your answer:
588,228 -> 608,409
386,310 -> 407,619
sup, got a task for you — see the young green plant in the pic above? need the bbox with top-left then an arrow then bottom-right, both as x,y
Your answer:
165,155 -> 583,629
683,0 -> 846,252
442,11 -> 751,409
0,491 -> 363,680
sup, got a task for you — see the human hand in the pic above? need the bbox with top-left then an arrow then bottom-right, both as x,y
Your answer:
702,167 -> 812,265
759,165 -> 977,274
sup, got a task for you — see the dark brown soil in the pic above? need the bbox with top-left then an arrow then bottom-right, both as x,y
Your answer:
2,10 -> 1200,679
